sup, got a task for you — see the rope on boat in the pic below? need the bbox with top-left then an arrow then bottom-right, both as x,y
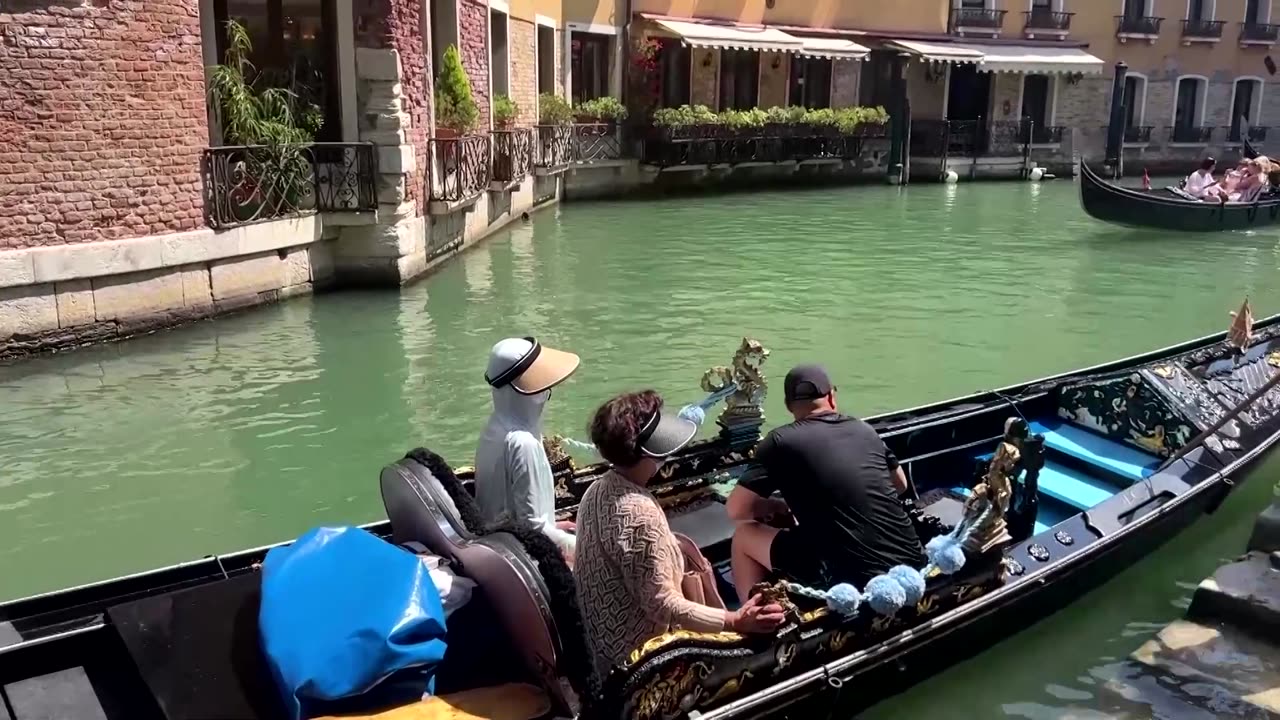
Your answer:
781,504 -> 987,619
558,384 -> 739,454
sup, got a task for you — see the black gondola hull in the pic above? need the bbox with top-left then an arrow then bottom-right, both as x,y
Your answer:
1079,161 -> 1280,232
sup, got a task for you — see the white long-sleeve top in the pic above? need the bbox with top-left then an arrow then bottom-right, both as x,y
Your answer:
474,386 -> 576,555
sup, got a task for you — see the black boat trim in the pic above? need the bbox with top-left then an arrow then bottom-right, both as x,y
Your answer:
690,421 -> 1280,720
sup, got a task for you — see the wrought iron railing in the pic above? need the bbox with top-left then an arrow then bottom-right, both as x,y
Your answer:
640,125 -> 878,168
1182,18 -> 1225,37
535,125 -> 576,169
1169,125 -> 1214,143
1240,21 -> 1280,42
1227,125 -> 1269,142
202,143 -> 377,230
1027,124 -> 1065,144
428,135 -> 490,203
1116,15 -> 1164,35
1118,125 -> 1154,143
1024,10 -> 1072,31
573,123 -> 623,161
952,8 -> 1006,29
491,128 -> 534,184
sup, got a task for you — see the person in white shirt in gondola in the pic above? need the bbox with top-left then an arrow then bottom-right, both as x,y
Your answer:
1183,157 -> 1217,199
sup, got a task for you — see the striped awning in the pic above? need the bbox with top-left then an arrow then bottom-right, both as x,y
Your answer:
885,39 -> 984,64
651,18 -> 805,54
796,36 -> 870,60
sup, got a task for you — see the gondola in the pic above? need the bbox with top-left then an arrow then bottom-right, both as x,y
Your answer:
6,319 -> 1280,720
1079,160 -> 1280,231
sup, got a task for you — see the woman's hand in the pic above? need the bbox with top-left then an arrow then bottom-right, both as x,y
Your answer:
556,520 -> 576,533
727,594 -> 786,634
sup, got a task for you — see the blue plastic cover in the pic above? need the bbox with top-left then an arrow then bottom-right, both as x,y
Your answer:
259,526 -> 448,720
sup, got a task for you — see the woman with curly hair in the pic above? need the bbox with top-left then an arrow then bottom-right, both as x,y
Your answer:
573,390 -> 785,677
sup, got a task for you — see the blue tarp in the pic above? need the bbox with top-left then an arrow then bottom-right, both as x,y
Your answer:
259,526 -> 449,720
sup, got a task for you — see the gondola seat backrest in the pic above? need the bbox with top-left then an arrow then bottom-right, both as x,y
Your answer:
594,553 -> 1005,720
379,457 -> 570,714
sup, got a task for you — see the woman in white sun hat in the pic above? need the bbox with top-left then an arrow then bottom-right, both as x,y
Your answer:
475,336 -> 582,562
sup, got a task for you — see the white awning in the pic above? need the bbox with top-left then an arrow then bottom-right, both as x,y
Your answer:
651,18 -> 805,54
886,39 -> 984,64
796,36 -> 870,60
952,43 -> 1105,74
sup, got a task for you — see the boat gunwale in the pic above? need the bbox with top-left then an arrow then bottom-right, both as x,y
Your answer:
2,313 -> 1276,624
691,420 -> 1280,720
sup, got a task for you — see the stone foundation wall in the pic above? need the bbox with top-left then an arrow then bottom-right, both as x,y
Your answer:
510,18 -> 539,124
989,73 -> 1021,123
0,1 -> 207,250
0,217 -> 333,358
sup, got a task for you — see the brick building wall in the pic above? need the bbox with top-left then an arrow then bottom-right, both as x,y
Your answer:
354,0 -> 431,215
0,1 -> 207,250
459,0 -> 491,129
509,17 -> 538,125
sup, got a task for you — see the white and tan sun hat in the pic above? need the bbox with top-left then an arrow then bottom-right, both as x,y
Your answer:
484,336 -> 581,395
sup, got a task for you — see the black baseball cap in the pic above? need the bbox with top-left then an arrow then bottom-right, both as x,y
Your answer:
784,364 -> 834,403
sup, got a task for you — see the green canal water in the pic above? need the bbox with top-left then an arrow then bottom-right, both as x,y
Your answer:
4,178 -> 1280,715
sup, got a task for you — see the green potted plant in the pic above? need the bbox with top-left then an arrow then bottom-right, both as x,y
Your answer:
207,19 -> 320,224
574,96 -> 628,124
493,94 -> 520,129
435,45 -> 478,137
538,93 -> 574,126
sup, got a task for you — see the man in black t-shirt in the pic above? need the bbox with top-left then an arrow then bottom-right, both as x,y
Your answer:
725,364 -> 926,602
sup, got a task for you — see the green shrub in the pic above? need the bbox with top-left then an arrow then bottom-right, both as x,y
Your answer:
575,96 -> 628,121
650,104 -> 888,133
493,94 -> 520,127
539,93 -> 574,125
435,45 -> 478,132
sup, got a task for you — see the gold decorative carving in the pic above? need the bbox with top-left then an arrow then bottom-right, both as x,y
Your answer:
955,584 -> 986,604
870,615 -> 897,633
915,595 -> 936,615
633,661 -> 711,720
542,435 -> 575,472
627,630 -> 743,666
826,630 -> 854,653
774,642 -> 798,673
701,338 -> 770,427
958,417 -> 1022,554
706,670 -> 755,705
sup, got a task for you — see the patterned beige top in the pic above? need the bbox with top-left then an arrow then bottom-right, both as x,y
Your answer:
574,470 -> 728,678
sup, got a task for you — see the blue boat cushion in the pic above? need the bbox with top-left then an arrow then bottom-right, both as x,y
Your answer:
1027,420 -> 1159,484
259,526 -> 448,720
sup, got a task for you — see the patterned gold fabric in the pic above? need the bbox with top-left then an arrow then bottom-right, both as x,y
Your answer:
574,471 -> 728,678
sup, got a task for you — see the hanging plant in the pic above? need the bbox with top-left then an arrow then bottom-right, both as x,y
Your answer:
493,94 -> 520,129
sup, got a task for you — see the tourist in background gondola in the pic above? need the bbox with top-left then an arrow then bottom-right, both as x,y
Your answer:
725,365 -> 926,603
1184,157 -> 1217,199
574,390 -> 785,677
476,337 -> 582,565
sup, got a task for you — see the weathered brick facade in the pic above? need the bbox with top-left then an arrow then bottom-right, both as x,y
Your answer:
509,17 -> 538,125
0,1 -> 207,250
354,0 -> 431,215
459,0 -> 491,129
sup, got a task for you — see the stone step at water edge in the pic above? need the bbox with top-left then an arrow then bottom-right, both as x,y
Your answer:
1188,551 -> 1280,644
1123,618 -> 1280,717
